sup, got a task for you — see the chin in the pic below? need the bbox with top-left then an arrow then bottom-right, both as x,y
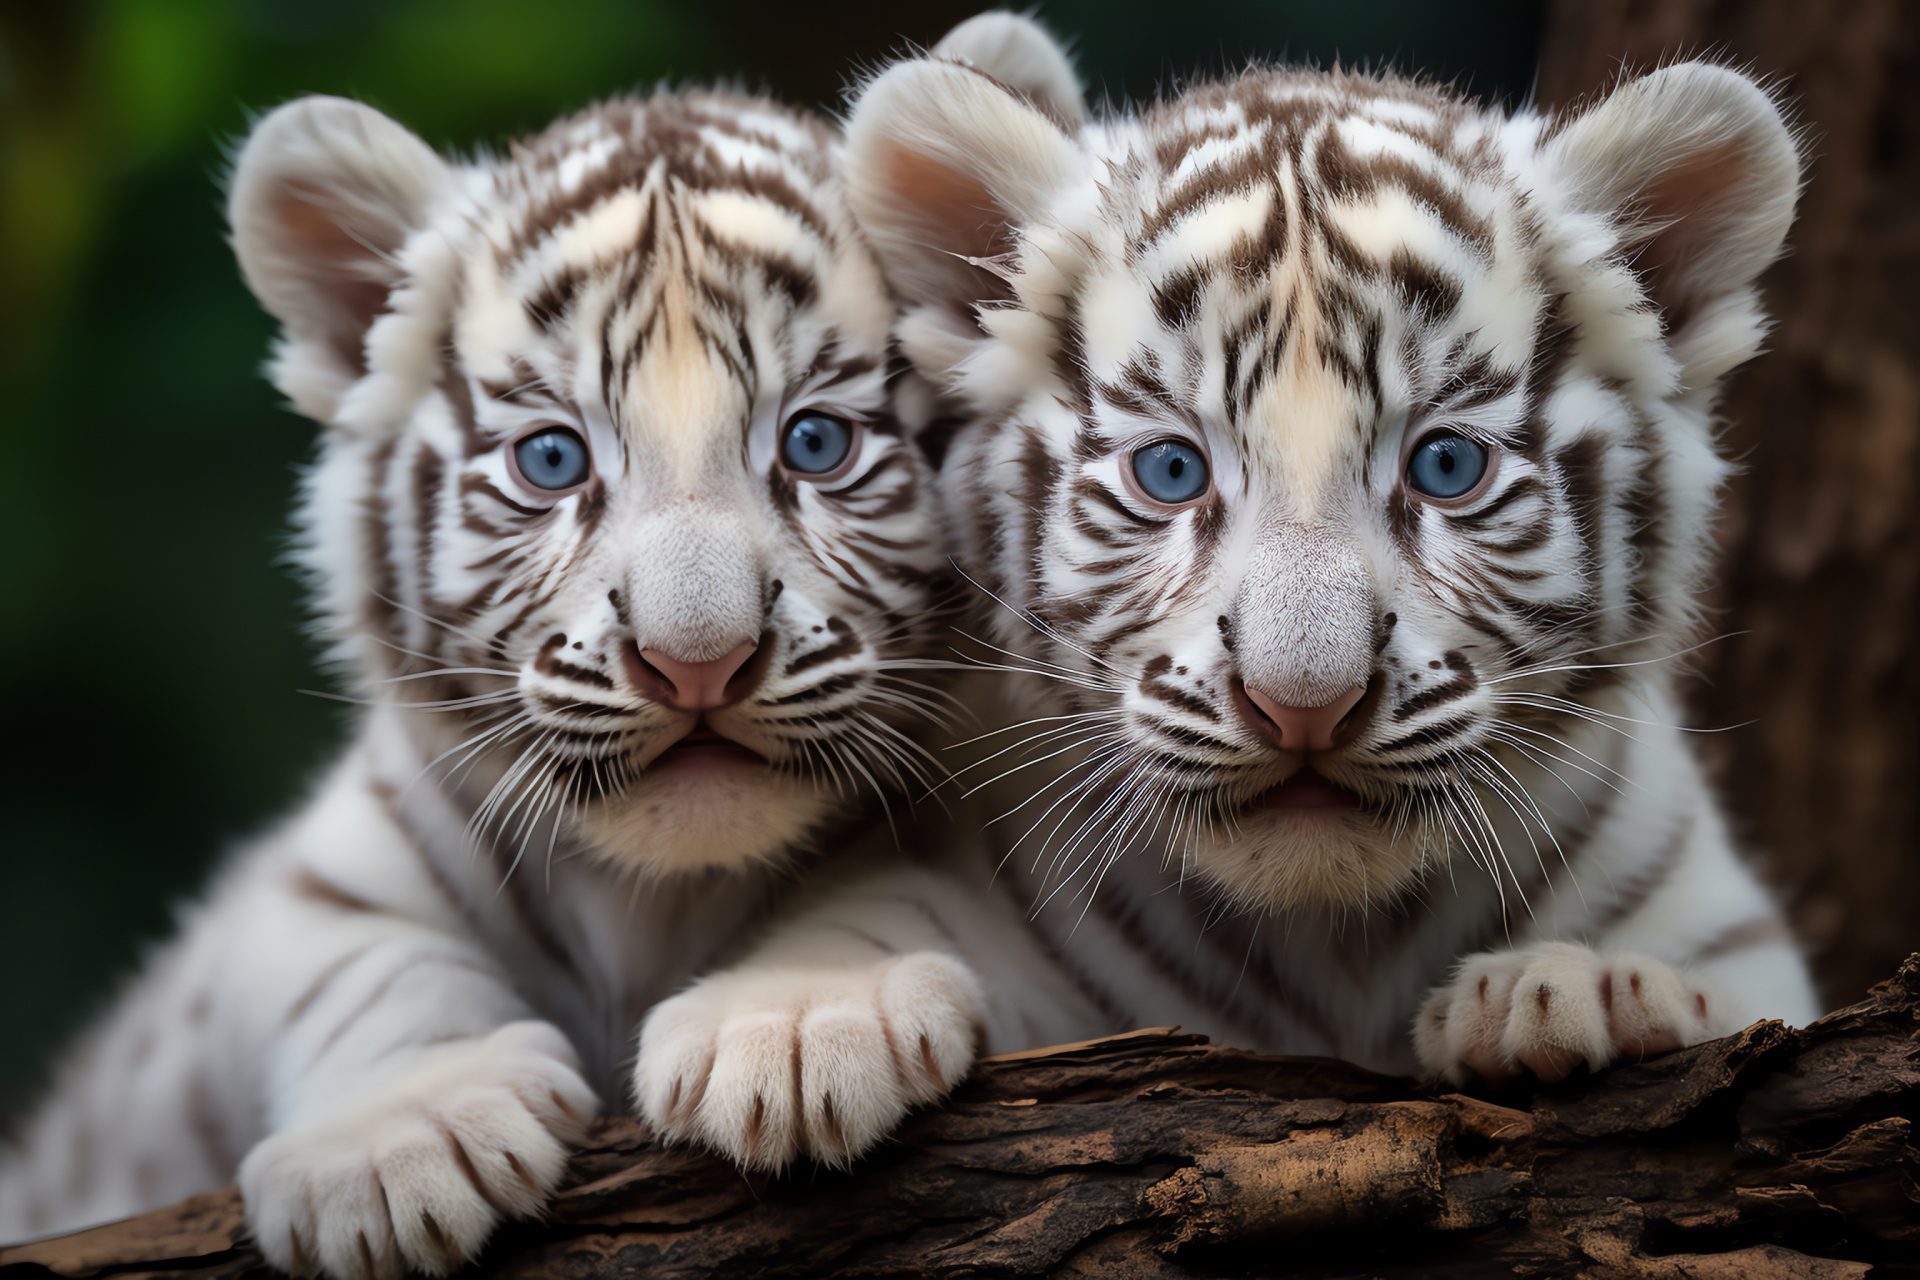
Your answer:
575,757 -> 837,877
1191,804 -> 1431,915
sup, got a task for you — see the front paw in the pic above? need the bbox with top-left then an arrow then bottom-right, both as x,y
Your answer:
239,1022 -> 599,1280
634,952 -> 985,1171
1414,942 -> 1721,1086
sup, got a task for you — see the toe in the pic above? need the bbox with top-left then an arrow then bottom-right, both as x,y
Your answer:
634,1001 -> 718,1143
307,1167 -> 400,1280
375,1122 -> 498,1276
442,1089 -> 566,1219
1604,955 -> 1705,1061
876,954 -> 983,1103
798,1002 -> 904,1164
241,1142 -> 319,1279
1420,952 -> 1527,1084
699,1011 -> 802,1170
1499,944 -> 1615,1079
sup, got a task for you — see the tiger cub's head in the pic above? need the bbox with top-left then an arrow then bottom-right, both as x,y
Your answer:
847,21 -> 1799,913
230,90 -> 947,876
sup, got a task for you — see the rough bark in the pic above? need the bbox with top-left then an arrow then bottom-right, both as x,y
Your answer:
4,955 -> 1917,1279
1539,0 -> 1920,1011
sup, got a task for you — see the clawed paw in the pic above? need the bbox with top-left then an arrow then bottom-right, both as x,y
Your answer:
1415,942 -> 1722,1086
239,1022 -> 598,1280
633,952 -> 985,1171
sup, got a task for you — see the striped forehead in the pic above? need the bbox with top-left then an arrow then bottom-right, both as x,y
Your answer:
454,97 -> 846,479
1084,79 -> 1538,509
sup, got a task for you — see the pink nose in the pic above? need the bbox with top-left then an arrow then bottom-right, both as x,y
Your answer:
1241,683 -> 1369,753
631,641 -> 759,711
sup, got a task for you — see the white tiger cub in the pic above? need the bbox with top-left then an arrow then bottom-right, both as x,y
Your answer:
0,88 -> 981,1271
633,14 -> 1822,1167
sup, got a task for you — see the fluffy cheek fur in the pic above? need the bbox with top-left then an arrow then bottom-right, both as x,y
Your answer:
1189,805 -> 1431,914
575,770 -> 834,875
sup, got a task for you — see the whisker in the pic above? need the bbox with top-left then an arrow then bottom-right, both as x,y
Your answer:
368,591 -> 498,649
948,562 -> 1133,680
1484,632 -> 1742,686
298,688 -> 522,713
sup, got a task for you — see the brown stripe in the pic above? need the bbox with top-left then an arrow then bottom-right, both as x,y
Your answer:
289,868 -> 383,916
1582,815 -> 1695,941
1690,915 -> 1796,966
186,1076 -> 237,1176
284,946 -> 373,1027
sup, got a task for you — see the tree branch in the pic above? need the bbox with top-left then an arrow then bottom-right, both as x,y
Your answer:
5,955 -> 1917,1279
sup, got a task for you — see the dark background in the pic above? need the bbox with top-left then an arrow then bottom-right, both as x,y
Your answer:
14,0 -> 1901,1124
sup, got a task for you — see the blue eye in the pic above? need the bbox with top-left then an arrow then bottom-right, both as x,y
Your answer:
1406,431 -> 1489,500
781,413 -> 855,475
1130,439 -> 1210,505
513,427 -> 590,491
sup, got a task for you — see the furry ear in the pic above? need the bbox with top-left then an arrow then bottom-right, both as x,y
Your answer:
843,47 -> 1085,329
1550,63 -> 1800,380
228,96 -> 452,414
930,11 -> 1083,131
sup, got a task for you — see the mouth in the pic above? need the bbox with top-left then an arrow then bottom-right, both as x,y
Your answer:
1255,765 -> 1362,811
654,717 -> 770,771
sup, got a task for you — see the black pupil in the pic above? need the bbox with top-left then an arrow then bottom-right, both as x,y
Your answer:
801,427 -> 825,453
541,442 -> 564,466
1168,455 -> 1187,477
1435,445 -> 1458,474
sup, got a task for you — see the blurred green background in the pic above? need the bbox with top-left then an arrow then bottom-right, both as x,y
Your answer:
0,0 -> 1540,1118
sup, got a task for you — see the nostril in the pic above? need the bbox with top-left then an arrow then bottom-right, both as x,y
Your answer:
722,638 -> 771,702
1321,683 -> 1369,731
711,639 -> 759,689
622,643 -> 682,705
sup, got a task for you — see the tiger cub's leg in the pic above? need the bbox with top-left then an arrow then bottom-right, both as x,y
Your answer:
231,773 -> 599,1280
1415,800 -> 1817,1086
241,1022 -> 596,1280
634,858 -> 1108,1169
634,869 -> 986,1170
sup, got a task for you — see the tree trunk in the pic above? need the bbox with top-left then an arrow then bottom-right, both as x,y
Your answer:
1538,0 -> 1920,1011
4,956 -> 1917,1279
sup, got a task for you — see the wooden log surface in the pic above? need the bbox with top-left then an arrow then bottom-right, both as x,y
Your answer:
4,955 -> 1916,1279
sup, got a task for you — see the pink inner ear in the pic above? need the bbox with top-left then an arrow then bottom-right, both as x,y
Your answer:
272,184 -> 393,374
1624,139 -> 1756,334
878,139 -> 1017,310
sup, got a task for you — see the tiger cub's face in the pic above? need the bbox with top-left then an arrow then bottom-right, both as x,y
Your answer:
846,33 -> 1797,912
231,92 -> 946,874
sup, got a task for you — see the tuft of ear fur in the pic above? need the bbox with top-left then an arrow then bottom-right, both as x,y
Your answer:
844,46 -> 1085,349
930,12 -> 1083,131
228,96 -> 452,420
1549,63 -> 1801,388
